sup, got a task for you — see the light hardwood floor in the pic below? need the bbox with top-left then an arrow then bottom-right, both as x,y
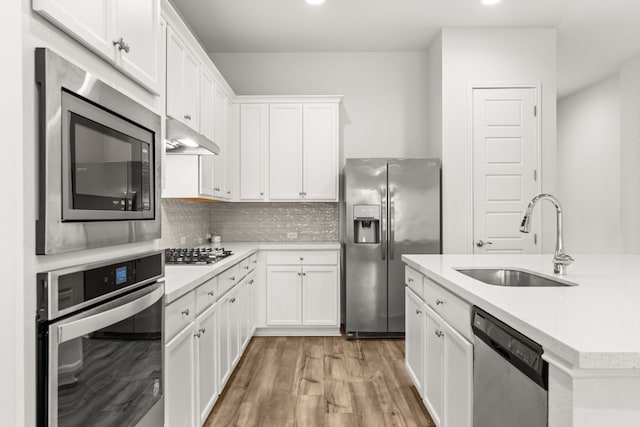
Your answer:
204,336 -> 435,427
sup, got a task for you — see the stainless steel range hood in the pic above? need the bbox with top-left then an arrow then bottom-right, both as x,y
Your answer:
165,117 -> 220,155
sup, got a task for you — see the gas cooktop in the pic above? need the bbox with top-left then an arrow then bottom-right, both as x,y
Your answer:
165,247 -> 233,265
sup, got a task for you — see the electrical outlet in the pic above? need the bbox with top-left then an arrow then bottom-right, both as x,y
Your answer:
180,236 -> 186,245
287,232 -> 298,240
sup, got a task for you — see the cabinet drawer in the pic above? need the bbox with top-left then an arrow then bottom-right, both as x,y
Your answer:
218,264 -> 241,297
266,251 -> 338,266
238,257 -> 251,279
248,253 -> 258,271
423,277 -> 472,340
195,277 -> 218,315
165,291 -> 196,342
405,266 -> 424,298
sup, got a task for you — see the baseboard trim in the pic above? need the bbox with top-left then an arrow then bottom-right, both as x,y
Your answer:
253,326 -> 341,337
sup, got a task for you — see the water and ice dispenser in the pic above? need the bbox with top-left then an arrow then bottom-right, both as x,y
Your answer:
353,205 -> 380,244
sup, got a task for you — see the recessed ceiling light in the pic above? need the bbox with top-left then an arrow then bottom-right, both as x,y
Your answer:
306,0 -> 325,5
482,0 -> 502,5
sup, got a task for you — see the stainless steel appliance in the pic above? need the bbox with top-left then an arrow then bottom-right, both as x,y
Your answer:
37,252 -> 165,427
165,247 -> 233,264
345,158 -> 441,337
472,306 -> 548,427
35,48 -> 162,255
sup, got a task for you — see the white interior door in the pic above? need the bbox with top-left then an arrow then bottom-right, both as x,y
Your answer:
473,87 -> 539,254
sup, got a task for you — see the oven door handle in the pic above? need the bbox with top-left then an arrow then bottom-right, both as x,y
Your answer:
57,282 -> 164,344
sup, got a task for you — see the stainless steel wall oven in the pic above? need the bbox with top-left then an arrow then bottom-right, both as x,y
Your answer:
37,252 -> 165,427
35,48 -> 161,254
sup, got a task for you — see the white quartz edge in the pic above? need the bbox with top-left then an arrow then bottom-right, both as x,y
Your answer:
402,253 -> 640,371
164,241 -> 341,304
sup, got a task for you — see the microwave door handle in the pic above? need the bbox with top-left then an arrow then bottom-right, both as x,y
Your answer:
56,282 -> 163,344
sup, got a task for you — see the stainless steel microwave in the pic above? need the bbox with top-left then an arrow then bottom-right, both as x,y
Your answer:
36,48 -> 161,255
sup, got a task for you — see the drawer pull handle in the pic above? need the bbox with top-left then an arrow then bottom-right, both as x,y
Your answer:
415,309 -> 422,315
436,299 -> 445,306
181,308 -> 190,316
207,291 -> 215,297
408,278 -> 414,283
435,330 -> 444,338
194,332 -> 201,338
199,328 -> 206,334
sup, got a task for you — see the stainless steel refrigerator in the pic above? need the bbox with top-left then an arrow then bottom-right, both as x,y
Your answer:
345,158 -> 441,338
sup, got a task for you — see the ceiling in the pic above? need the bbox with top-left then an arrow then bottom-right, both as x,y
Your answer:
170,0 -> 640,97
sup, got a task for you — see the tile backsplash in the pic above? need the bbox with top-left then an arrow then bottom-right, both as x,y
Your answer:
161,199 -> 339,247
209,202 -> 339,242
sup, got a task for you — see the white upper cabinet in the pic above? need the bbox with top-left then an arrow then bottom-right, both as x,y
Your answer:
33,0 -> 161,93
113,0 -> 161,92
269,104 -> 304,200
166,26 -> 200,131
240,104 -> 269,201
302,104 -> 339,201
213,85 -> 228,198
200,69 -> 216,143
199,155 -> 216,198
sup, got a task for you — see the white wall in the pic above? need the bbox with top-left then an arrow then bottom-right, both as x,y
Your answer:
426,33 -> 443,159
620,57 -> 640,255
211,52 -> 430,163
1,1 -> 24,424
558,75 -> 622,253
439,29 -> 557,253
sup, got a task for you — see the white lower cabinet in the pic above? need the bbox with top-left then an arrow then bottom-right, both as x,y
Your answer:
165,322 -> 197,427
301,266 -> 338,326
216,289 -> 231,389
404,269 -> 474,427
247,271 -> 258,335
266,266 -> 302,326
405,288 -> 424,394
228,286 -> 241,367
424,305 -> 445,426
195,303 -> 218,424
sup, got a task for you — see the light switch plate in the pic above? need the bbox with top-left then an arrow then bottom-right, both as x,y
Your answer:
287,232 -> 298,240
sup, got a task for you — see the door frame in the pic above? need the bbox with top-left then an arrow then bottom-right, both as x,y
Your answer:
467,83 -> 543,253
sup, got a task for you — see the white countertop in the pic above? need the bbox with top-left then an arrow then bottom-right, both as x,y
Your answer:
164,241 -> 341,304
402,253 -> 640,370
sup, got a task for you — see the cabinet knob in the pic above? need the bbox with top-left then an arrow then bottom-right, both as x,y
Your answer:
207,291 -> 215,297
183,114 -> 192,121
230,276 -> 236,281
113,37 -> 130,53
244,265 -> 250,270
299,257 -> 304,261
260,192 -> 264,196
435,330 -> 444,338
436,299 -> 445,306
408,278 -> 414,283
230,297 -> 236,304
302,272 -> 307,276
249,279 -> 255,285
199,328 -> 206,334
415,309 -> 422,315
194,332 -> 201,338
181,308 -> 190,316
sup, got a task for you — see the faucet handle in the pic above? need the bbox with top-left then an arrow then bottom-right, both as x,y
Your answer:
553,253 -> 574,275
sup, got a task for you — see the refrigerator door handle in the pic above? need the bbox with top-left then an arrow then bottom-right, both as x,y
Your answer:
381,186 -> 387,261
389,187 -> 395,260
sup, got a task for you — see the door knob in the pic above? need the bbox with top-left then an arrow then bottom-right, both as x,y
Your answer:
476,240 -> 493,248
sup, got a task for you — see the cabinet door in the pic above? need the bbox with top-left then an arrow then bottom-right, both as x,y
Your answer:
163,155 -> 199,198
240,104 -> 268,200
217,292 -> 231,389
213,85 -> 227,198
200,69 -> 216,142
247,271 -> 258,334
266,266 -> 302,326
166,27 -> 185,122
424,305 -> 444,426
302,266 -> 338,326
405,288 -> 424,393
269,104 -> 303,200
228,287 -> 241,367
183,50 -> 200,132
239,279 -> 251,350
196,303 -> 218,424
443,320 -> 473,427
165,322 -> 196,427
224,97 -> 234,200
199,155 -> 215,197
302,104 -> 338,200
114,0 -> 161,93
33,0 -> 115,59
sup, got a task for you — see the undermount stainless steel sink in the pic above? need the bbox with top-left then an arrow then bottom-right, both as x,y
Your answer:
455,268 -> 577,287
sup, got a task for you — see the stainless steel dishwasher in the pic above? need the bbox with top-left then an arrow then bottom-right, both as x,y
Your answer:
472,306 -> 548,427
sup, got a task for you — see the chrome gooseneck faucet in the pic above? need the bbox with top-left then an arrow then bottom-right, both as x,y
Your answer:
520,194 -> 574,275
